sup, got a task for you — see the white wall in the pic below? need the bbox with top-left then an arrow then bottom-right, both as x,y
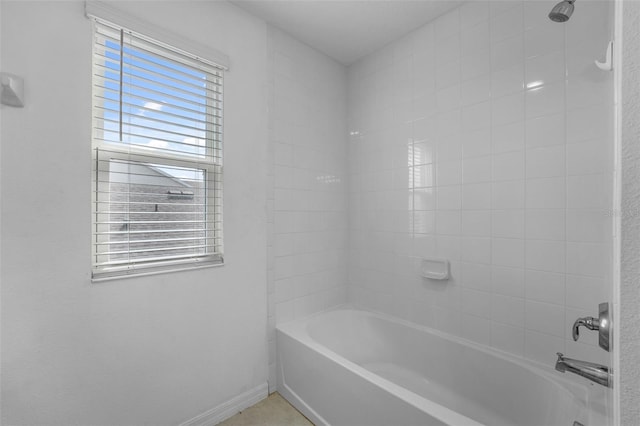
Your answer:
266,26 -> 349,390
348,0 -> 614,369
0,1 -> 269,425
620,0 -> 640,422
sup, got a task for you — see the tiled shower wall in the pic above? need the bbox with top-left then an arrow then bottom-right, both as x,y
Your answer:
347,0 -> 614,367
267,27 -> 349,389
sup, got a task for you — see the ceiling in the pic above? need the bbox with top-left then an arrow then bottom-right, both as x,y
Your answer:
229,0 -> 463,65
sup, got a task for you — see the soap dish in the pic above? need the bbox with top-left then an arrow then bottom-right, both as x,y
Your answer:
421,258 -> 450,280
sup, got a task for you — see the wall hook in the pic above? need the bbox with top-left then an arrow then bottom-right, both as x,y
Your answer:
595,41 -> 613,71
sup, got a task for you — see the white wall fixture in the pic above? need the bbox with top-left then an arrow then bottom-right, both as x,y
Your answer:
0,72 -> 24,107
421,258 -> 450,280
595,41 -> 614,71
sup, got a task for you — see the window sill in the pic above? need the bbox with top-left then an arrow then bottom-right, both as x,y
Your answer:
91,259 -> 224,283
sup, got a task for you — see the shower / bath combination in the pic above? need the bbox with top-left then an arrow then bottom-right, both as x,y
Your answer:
549,0 -> 575,22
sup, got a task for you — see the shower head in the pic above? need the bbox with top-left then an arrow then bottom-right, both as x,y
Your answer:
549,0 -> 575,22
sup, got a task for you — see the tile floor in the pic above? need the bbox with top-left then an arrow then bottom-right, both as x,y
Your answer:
219,393 -> 314,426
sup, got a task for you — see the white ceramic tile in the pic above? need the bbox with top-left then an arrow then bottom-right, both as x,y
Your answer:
436,33 -> 461,65
435,8 -> 460,40
391,167 -> 413,189
436,161 -> 462,186
526,177 -> 565,209
414,210 -> 435,235
436,210 -> 461,235
437,110 -> 462,136
461,262 -> 492,291
436,185 -> 462,210
492,92 -> 525,126
525,112 -> 565,148
565,38 -> 606,79
461,237 -> 492,264
275,278 -> 296,303
414,164 -> 435,188
274,233 -> 293,257
526,145 -> 565,178
492,238 -> 525,268
463,183 -> 491,210
566,209 -> 609,243
275,299 -> 295,324
462,129 -> 492,159
461,75 -> 491,106
490,0 -> 521,17
526,300 -> 565,338
566,104 -> 611,145
460,288 -> 491,318
492,180 -> 525,209
524,50 -> 566,88
435,61 -> 460,90
566,139 -> 611,176
462,210 -> 491,237
437,85 -> 461,112
491,63 -> 525,99
525,209 -> 565,241
491,293 -> 525,327
463,156 -> 492,183
492,209 -> 525,239
274,142 -> 293,166
414,187 -> 436,210
565,275 -> 608,311
413,233 -> 437,257
566,242 -> 607,278
525,82 -> 565,119
436,134 -> 463,162
492,265 -> 525,298
567,174 -> 609,210
411,22 -> 435,55
436,235 -> 461,260
524,20 -> 565,57
414,74 -> 437,105
490,4 -> 524,43
462,101 -> 491,132
492,151 -> 525,181
491,321 -> 525,356
566,73 -> 612,110
461,20 -> 491,58
564,0 -> 611,49
492,121 -> 525,154
491,35 -> 524,72
525,269 -> 565,305
413,118 -> 436,145
460,1 -> 490,29
461,50 -> 492,81
525,239 -> 565,273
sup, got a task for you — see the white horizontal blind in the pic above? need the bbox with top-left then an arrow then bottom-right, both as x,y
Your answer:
91,19 -> 224,280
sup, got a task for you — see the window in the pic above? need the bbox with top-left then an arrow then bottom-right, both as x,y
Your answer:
91,19 -> 224,280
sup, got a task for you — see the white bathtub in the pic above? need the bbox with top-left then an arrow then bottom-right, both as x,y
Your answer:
276,308 -> 610,426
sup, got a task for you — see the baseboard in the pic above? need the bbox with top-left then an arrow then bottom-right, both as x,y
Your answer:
179,382 -> 269,426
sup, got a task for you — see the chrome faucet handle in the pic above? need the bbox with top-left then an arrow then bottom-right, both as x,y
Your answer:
572,317 -> 599,341
571,302 -> 611,352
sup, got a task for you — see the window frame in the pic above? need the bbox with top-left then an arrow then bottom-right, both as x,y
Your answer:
90,18 -> 225,282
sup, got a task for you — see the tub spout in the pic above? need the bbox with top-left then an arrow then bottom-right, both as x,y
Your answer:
555,352 -> 612,387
